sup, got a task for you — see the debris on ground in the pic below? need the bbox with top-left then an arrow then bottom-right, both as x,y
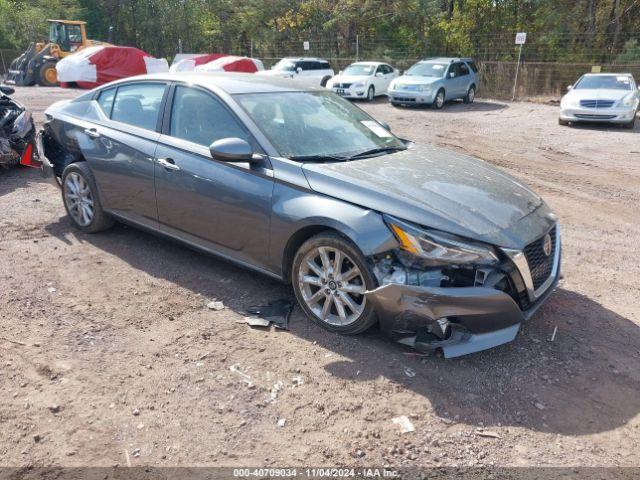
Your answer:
391,415 -> 415,433
476,429 -> 501,439
244,299 -> 294,330
207,300 -> 225,311
48,404 -> 61,414
230,364 -> 253,388
277,418 -> 286,427
534,402 -> 546,411
403,366 -> 416,378
550,326 -> 558,342
269,380 -> 285,402
235,317 -> 271,328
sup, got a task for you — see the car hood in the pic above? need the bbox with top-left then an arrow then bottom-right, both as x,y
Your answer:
331,74 -> 370,84
393,75 -> 442,86
301,143 -> 549,249
565,88 -> 632,101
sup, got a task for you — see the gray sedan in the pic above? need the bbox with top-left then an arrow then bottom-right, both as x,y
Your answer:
39,72 -> 560,357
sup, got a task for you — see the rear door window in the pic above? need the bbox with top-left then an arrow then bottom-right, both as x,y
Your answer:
458,63 -> 470,76
111,82 -> 167,131
169,85 -> 250,147
467,61 -> 478,73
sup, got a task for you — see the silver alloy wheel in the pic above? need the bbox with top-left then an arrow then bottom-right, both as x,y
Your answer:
298,246 -> 367,326
367,86 -> 374,101
63,172 -> 94,227
436,91 -> 445,108
468,87 -> 475,102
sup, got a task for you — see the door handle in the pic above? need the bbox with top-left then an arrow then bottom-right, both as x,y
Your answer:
157,157 -> 180,171
84,128 -> 101,139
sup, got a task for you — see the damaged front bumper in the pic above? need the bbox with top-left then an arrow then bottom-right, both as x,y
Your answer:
366,227 -> 561,358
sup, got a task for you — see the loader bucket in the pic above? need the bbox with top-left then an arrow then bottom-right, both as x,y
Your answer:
4,43 -> 37,86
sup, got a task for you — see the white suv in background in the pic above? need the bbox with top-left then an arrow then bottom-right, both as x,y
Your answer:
258,57 -> 334,87
326,62 -> 399,101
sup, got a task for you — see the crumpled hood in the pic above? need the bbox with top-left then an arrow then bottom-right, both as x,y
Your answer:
302,143 -> 549,249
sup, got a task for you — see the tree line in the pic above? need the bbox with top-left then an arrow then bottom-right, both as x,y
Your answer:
1,0 -> 639,64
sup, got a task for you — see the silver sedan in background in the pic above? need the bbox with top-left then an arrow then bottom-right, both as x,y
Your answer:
559,73 -> 639,129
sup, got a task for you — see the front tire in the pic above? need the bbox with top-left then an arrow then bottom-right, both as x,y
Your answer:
366,85 -> 375,101
37,61 -> 58,87
558,118 -> 569,126
61,162 -> 114,233
623,116 -> 636,130
433,89 -> 445,109
292,232 -> 378,335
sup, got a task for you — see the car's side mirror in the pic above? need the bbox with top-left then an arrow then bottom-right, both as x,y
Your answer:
338,70 -> 342,75
209,138 -> 254,163
375,72 -> 383,77
567,85 -> 573,91
449,72 -> 456,78
0,85 -> 15,95
296,67 -> 302,74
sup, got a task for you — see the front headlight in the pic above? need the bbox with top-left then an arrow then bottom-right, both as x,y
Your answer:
353,81 -> 366,89
384,215 -> 499,266
417,84 -> 433,93
616,93 -> 638,108
560,95 -> 579,108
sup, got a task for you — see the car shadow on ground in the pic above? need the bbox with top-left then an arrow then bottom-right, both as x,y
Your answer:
44,216 -> 640,438
356,96 -> 508,113
563,119 -> 638,132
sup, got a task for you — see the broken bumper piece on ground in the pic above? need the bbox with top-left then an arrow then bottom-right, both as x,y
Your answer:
365,282 -> 553,358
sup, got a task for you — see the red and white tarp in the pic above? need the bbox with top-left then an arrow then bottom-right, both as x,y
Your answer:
169,54 -> 264,73
56,46 -> 168,89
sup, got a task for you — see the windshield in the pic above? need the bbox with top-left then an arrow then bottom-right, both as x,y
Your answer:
272,59 -> 296,71
405,62 -> 447,77
343,64 -> 375,76
575,75 -> 633,90
235,91 -> 406,159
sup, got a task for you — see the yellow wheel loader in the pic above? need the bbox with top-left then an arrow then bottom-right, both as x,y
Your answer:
5,20 -> 107,87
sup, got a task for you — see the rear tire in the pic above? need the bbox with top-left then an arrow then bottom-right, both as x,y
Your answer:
61,162 -> 114,233
464,85 -> 476,103
37,61 -> 58,87
292,232 -> 378,335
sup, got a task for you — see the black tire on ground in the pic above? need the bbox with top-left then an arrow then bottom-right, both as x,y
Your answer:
37,61 -> 58,87
320,76 -> 331,87
623,116 -> 636,130
558,118 -> 569,126
464,85 -> 476,103
390,101 -> 401,107
366,85 -> 375,101
291,231 -> 378,335
433,89 -> 445,109
61,162 -> 115,233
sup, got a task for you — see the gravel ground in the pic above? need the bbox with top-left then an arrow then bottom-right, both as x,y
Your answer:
1,86 -> 639,468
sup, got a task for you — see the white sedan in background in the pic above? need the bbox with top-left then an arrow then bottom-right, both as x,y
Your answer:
559,73 -> 639,129
326,62 -> 399,101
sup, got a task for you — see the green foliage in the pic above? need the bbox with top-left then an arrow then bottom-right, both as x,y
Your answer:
616,39 -> 640,64
1,0 -> 638,64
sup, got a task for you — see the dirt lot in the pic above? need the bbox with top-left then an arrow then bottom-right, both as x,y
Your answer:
1,86 -> 639,468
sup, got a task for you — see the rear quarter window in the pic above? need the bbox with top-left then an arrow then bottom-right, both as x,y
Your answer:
111,83 -> 166,131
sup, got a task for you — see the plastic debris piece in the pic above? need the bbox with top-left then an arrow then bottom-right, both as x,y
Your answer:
245,299 -> 294,330
392,415 -> 415,433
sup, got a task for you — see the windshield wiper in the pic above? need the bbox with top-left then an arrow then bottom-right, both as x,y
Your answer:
347,146 -> 406,160
289,154 -> 349,163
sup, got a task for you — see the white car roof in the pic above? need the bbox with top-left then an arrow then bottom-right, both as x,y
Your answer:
349,61 -> 385,66
281,57 -> 329,62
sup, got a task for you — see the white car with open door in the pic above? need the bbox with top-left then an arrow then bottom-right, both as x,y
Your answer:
326,62 -> 399,101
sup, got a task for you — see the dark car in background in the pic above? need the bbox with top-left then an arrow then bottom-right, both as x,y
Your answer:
38,72 -> 560,357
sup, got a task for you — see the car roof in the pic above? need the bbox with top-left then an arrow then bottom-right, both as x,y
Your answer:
112,72 -> 325,94
582,73 -> 633,77
420,57 -> 474,63
349,61 -> 385,66
280,57 -> 329,62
